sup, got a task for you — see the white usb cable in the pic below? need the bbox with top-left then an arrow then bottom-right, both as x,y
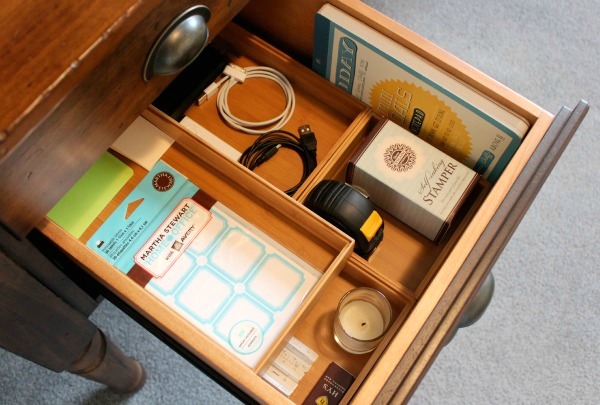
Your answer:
198,64 -> 296,134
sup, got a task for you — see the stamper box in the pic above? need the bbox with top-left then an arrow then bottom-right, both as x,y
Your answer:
347,119 -> 480,242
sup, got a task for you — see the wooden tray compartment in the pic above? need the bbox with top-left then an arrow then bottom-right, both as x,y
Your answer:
284,258 -> 414,404
172,17 -> 532,303
296,113 -> 492,299
160,24 -> 492,304
39,107 -> 357,401
180,23 -> 368,195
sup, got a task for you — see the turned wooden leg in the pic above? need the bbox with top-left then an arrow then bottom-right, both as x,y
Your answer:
0,248 -> 146,394
68,330 -> 146,394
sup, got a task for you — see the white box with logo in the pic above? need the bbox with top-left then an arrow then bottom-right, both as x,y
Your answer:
347,119 -> 480,242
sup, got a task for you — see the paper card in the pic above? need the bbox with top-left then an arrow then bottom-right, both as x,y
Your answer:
47,152 -> 133,238
133,198 -> 212,278
111,117 -> 174,170
86,160 -> 199,270
180,117 -> 242,162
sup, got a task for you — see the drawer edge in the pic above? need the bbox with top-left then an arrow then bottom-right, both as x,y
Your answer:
362,100 -> 589,404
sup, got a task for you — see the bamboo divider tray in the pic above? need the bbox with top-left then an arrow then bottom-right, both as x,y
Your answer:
38,116 -> 360,401
131,19 -> 554,403
177,23 -> 494,301
36,2 -> 563,402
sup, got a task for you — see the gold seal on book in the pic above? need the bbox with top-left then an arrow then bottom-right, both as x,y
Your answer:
369,79 -> 472,163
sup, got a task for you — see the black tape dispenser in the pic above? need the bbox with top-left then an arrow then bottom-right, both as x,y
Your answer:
304,180 -> 384,258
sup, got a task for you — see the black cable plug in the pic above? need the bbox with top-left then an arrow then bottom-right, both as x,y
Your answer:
298,125 -> 317,154
239,128 -> 317,196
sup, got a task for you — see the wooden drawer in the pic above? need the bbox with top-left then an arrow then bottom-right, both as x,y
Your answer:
4,0 -> 587,404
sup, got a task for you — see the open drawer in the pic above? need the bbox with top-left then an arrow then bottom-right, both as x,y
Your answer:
34,0 -> 588,403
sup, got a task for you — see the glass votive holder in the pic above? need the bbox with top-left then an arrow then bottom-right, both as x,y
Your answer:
333,287 -> 392,354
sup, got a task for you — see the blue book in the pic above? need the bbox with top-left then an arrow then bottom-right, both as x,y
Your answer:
313,4 -> 529,183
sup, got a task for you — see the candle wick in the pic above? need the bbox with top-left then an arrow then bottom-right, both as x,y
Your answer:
361,322 -> 367,327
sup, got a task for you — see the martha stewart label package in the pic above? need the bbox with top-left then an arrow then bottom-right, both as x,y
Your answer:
87,161 -> 320,367
313,4 -> 529,183
347,120 -> 479,242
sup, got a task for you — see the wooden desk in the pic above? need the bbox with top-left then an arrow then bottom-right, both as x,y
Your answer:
0,1 -> 588,403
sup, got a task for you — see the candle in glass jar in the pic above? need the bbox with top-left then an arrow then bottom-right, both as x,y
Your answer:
338,300 -> 385,340
334,287 -> 391,354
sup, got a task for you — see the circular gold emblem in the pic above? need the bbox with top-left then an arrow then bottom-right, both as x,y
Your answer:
384,143 -> 417,172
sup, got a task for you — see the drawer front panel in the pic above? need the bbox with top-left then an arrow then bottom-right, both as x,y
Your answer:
362,101 -> 588,404
1,1 -> 143,160
0,0 -> 247,238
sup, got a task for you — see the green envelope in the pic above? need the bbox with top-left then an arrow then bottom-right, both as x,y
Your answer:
47,152 -> 133,238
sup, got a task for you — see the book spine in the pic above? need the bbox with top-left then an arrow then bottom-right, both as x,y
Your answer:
312,13 -> 331,78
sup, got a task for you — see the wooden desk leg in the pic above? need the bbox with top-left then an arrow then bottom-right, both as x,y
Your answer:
68,329 -> 147,394
0,249 -> 146,394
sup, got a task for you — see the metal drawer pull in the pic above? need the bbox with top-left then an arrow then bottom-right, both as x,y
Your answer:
143,5 -> 211,81
445,272 -> 495,344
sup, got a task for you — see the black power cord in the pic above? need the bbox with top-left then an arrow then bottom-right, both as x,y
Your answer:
239,125 -> 317,196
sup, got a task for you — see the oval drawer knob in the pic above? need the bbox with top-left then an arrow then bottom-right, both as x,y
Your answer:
143,5 -> 211,81
445,272 -> 495,344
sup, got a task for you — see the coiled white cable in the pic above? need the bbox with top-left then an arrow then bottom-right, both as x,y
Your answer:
211,65 -> 296,134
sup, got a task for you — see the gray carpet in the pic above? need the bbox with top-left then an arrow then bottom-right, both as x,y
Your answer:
2,0 -> 598,403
